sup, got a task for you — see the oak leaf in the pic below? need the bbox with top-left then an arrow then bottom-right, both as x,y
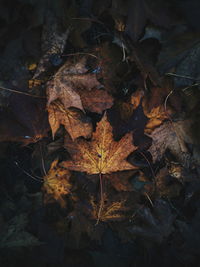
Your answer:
61,114 -> 138,174
48,101 -> 92,140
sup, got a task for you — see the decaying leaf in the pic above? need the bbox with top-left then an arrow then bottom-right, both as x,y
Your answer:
105,171 -> 136,191
128,199 -> 176,243
90,194 -> 129,222
148,121 -> 190,164
79,88 -> 113,114
66,209 -> 104,248
125,0 -> 172,42
48,101 -> 92,140
155,167 -> 182,198
61,114 -> 138,174
47,57 -> 101,112
0,214 -> 42,248
43,159 -> 72,207
33,9 -> 70,79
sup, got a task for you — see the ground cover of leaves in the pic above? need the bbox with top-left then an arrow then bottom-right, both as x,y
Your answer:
0,0 -> 200,266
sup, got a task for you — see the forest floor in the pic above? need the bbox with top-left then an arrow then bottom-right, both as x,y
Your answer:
0,0 -> 200,266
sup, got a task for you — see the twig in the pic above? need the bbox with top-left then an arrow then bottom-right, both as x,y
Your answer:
164,90 -> 173,112
62,52 -> 98,59
0,86 -> 45,98
165,72 -> 200,81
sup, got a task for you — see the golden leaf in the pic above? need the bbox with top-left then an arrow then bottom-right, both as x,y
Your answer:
43,159 -> 72,208
144,105 -> 169,133
48,101 -> 92,140
61,114 -> 138,174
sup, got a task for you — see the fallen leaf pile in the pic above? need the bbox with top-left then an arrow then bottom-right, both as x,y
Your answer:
1,1 -> 200,266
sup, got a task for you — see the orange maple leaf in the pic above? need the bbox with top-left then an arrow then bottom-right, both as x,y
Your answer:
48,101 -> 92,140
61,114 -> 138,174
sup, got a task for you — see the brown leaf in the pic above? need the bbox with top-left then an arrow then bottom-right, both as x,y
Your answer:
125,0 -> 172,42
47,57 -> 101,111
148,121 -> 191,165
48,101 -> 92,140
155,167 -> 182,198
61,114 -> 138,174
43,159 -> 72,208
79,88 -> 113,114
105,171 -> 136,191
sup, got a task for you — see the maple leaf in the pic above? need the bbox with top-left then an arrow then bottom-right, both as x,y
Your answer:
48,101 -> 92,140
47,57 -> 101,112
43,159 -> 72,208
61,114 -> 138,174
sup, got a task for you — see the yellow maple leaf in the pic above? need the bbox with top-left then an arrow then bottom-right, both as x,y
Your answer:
61,114 -> 137,174
43,159 -> 72,208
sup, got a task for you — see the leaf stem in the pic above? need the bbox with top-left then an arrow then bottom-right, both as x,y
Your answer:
96,172 -> 104,225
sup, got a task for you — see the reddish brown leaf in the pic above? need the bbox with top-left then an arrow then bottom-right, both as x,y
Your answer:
79,88 -> 113,114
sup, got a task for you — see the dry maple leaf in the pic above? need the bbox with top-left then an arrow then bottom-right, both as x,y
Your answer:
47,57 -> 102,112
61,113 -> 138,174
48,101 -> 92,140
43,159 -> 72,208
